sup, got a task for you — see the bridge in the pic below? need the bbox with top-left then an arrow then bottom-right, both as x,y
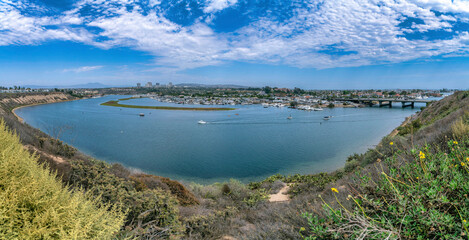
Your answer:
332,98 -> 435,108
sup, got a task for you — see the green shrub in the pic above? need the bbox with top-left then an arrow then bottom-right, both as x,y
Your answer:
67,159 -> 183,236
0,120 -> 125,239
344,159 -> 359,172
398,119 -> 422,136
130,174 -> 199,205
302,139 -> 469,239
451,112 -> 469,139
242,188 -> 269,207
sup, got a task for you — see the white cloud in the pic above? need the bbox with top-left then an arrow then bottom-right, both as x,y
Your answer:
219,0 -> 469,68
0,2 -> 94,46
204,0 -> 238,13
88,9 -> 228,69
2,0 -> 469,71
408,0 -> 469,14
63,66 -> 103,73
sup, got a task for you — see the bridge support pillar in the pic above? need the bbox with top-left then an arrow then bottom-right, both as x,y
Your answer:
402,102 -> 414,108
361,101 -> 374,107
379,101 -> 392,108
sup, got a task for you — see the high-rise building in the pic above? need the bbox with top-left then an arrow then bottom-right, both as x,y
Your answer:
154,82 -> 160,87
168,82 -> 173,88
145,82 -> 152,88
136,83 -> 141,88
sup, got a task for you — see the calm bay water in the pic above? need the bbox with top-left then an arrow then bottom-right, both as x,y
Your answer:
16,95 -> 422,183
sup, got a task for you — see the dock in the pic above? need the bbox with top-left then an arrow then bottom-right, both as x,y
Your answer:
333,98 -> 435,108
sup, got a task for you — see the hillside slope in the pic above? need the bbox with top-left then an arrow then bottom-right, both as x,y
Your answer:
0,120 -> 125,239
299,91 -> 469,239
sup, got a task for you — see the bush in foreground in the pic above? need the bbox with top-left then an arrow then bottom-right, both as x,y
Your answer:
0,120 -> 125,239
302,139 -> 469,239
67,159 -> 184,238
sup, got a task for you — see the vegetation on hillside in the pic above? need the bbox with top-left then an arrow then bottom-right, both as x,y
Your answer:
303,138 -> 469,239
66,159 -> 185,238
0,120 -> 125,239
300,92 -> 469,239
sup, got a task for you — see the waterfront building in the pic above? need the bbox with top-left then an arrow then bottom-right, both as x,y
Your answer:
145,82 -> 152,88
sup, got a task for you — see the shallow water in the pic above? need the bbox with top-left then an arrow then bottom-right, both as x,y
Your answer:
16,95 -> 423,183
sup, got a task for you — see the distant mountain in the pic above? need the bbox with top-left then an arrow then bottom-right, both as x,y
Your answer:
24,82 -> 123,89
23,82 -> 253,89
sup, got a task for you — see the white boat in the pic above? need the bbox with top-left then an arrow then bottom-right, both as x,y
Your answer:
287,115 -> 292,120
198,120 -> 207,124
139,113 -> 145,117
314,108 -> 324,111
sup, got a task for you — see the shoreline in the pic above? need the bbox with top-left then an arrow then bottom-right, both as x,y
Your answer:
101,97 -> 237,111
10,94 -> 417,186
11,97 -> 80,123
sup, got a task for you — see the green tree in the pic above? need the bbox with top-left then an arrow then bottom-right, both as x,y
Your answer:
263,86 -> 272,94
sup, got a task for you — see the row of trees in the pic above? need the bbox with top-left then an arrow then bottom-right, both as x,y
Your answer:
0,86 -> 33,91
263,86 -> 306,94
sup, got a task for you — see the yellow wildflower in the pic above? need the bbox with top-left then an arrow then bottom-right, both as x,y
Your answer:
462,162 -> 466,167
466,157 -> 469,162
331,188 -> 339,193
416,177 -> 419,179
464,219 -> 467,223
453,141 -> 458,145
390,142 -> 394,146
419,151 -> 425,159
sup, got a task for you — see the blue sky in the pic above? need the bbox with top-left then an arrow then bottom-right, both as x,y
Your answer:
1,0 -> 469,89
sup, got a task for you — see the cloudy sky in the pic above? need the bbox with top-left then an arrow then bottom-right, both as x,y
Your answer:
1,0 -> 469,89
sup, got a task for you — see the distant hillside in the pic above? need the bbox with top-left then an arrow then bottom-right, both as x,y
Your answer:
24,82 -> 118,89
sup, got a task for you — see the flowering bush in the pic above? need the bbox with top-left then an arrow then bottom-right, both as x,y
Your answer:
302,139 -> 469,239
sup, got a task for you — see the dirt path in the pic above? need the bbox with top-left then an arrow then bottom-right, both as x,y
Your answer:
390,116 -> 412,137
269,184 -> 290,202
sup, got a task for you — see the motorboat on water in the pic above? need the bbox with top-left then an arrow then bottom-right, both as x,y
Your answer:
139,113 -> 145,117
287,115 -> 293,120
323,116 -> 332,120
198,120 -> 207,124
314,108 -> 324,111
